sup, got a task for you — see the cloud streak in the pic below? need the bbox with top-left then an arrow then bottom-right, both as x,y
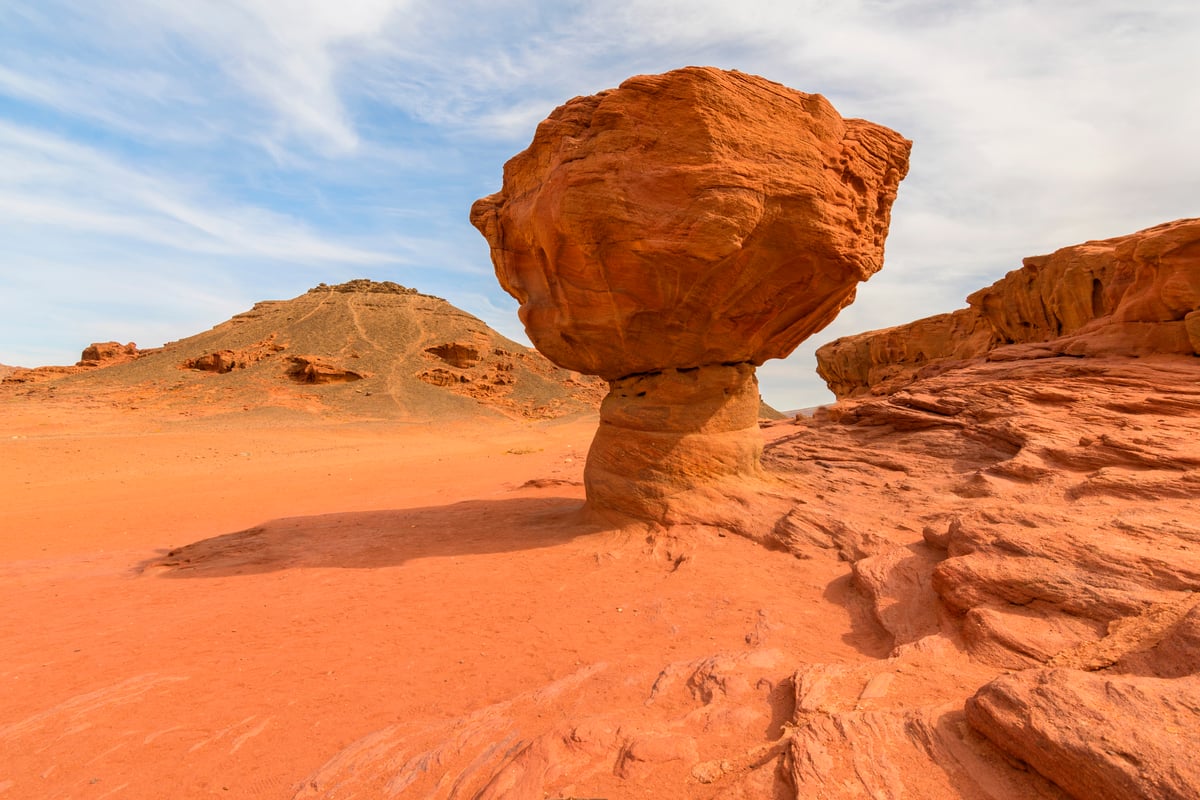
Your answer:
0,121 -> 401,264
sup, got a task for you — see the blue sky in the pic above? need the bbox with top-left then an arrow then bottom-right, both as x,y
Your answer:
1,1 -> 1197,408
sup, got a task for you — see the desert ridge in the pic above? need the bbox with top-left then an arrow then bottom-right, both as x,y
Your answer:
2,279 -> 607,423
818,217 -> 1200,397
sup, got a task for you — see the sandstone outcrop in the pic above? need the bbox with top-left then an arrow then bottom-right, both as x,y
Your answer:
767,351 -> 1200,799
77,341 -> 141,366
816,307 -> 993,399
471,66 -> 910,519
817,217 -> 1200,397
285,355 -> 366,384
967,669 -> 1200,800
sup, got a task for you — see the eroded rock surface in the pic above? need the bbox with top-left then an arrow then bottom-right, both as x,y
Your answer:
967,669 -> 1200,800
767,352 -> 1200,799
583,363 -> 765,522
817,217 -> 1200,397
471,66 -> 910,519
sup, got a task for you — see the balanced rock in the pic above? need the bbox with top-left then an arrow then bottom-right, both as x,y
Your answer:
471,67 -> 910,520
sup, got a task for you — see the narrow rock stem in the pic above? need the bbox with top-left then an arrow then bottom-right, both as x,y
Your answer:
584,363 -> 764,521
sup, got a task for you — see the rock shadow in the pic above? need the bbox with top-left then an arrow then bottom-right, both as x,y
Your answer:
139,496 -> 597,578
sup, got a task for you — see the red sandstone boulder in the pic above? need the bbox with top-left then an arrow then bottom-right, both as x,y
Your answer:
2,341 -> 141,384
77,341 -> 140,366
471,67 -> 910,379
286,355 -> 365,384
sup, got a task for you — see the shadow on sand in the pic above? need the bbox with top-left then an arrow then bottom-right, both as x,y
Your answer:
139,496 -> 603,578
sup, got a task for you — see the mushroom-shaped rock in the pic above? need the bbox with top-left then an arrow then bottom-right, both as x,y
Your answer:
471,67 -> 911,521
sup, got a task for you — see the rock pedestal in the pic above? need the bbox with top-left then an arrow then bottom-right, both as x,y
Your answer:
584,363 -> 762,520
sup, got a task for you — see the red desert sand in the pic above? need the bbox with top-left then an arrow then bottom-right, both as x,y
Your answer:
0,398 -> 894,799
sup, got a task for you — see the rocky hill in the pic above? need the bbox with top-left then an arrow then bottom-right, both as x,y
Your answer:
2,280 -> 607,421
816,217 -> 1200,397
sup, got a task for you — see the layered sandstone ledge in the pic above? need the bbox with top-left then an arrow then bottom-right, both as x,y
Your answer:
817,217 -> 1200,397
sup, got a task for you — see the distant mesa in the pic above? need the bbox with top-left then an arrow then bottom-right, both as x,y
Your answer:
472,66 -> 911,521
817,217 -> 1200,398
2,279 -> 605,421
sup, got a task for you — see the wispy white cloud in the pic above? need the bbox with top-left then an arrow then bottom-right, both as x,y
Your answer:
132,0 -> 407,155
0,121 -> 401,264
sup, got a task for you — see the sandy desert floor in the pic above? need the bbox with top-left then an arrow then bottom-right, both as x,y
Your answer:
0,402 -> 884,799
6,353 -> 1198,800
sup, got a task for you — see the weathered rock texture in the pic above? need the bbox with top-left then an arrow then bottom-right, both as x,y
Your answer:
967,669 -> 1200,800
471,66 -> 910,518
767,352 -> 1200,800
755,227 -> 1200,798
583,363 -> 765,521
817,217 -> 1200,397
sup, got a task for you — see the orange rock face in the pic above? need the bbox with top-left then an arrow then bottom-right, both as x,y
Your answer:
815,307 -> 993,399
583,363 -> 765,522
2,341 -> 142,384
472,67 -> 911,378
973,217 -> 1200,356
471,67 -> 910,519
967,669 -> 1200,800
817,217 -> 1200,398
